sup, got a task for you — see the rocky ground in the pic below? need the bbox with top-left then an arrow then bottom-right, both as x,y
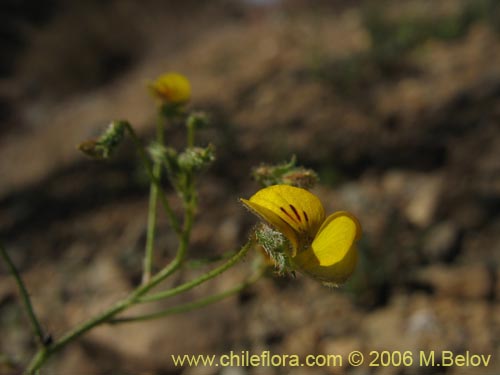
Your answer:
1,0 -> 499,374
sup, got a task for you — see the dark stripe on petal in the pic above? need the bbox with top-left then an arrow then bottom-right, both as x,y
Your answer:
280,207 -> 296,222
289,204 -> 301,222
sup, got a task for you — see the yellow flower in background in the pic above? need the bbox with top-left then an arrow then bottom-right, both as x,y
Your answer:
241,185 -> 361,285
149,72 -> 191,105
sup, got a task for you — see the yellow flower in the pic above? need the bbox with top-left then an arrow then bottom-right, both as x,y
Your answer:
149,72 -> 191,104
241,184 -> 361,285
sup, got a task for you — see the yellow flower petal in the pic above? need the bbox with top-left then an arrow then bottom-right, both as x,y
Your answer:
150,72 -> 191,104
292,211 -> 361,285
241,185 -> 325,254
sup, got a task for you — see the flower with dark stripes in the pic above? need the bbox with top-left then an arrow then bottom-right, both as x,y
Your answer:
241,185 -> 361,285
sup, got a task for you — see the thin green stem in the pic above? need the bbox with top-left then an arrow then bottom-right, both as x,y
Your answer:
27,113 -> 189,372
138,239 -> 253,303
24,240 -> 253,374
186,251 -> 236,269
142,116 -> 166,284
177,202 -> 194,263
26,293 -> 135,374
123,122 -> 181,235
25,254 -> 178,374
0,242 -> 46,347
26,261 -> 179,373
187,120 -> 195,148
110,267 -> 263,324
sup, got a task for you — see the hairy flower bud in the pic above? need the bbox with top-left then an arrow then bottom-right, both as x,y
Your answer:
177,145 -> 215,172
78,120 -> 127,159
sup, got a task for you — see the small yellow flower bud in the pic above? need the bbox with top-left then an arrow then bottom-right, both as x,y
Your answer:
149,72 -> 191,105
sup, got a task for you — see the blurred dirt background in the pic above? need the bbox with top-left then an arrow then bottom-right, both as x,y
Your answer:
1,0 -> 499,374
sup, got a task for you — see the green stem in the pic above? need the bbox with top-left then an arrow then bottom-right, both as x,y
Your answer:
137,239 -> 253,303
122,122 -> 181,235
26,263 -> 178,373
26,291 -> 137,374
142,116 -> 166,284
0,242 -> 46,347
177,201 -> 194,263
110,267 -> 263,324
187,120 -> 195,148
24,240 -> 253,374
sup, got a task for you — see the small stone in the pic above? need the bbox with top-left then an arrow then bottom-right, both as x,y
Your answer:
415,264 -> 492,299
407,308 -> 438,334
381,171 -> 444,227
422,221 -> 460,261
404,174 -> 443,227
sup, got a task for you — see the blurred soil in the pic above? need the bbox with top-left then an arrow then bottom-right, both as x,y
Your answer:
1,0 -> 499,374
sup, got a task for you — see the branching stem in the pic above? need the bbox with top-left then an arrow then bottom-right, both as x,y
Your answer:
25,240 -> 254,374
0,242 -> 46,348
